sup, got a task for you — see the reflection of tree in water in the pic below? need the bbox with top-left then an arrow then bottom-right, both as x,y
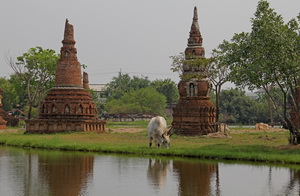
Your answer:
147,159 -> 170,189
38,152 -> 94,196
280,168 -> 300,195
173,160 -> 219,196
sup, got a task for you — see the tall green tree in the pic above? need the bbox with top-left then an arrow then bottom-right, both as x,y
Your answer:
0,77 -> 20,111
219,88 -> 258,124
105,72 -> 151,100
7,46 -> 59,119
218,0 -> 300,144
150,79 -> 179,105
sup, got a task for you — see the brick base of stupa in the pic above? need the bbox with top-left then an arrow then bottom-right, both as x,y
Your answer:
25,118 -> 106,134
25,87 -> 106,134
172,98 -> 217,135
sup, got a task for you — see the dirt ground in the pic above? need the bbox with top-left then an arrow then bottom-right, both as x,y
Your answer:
107,127 -> 145,133
0,128 -> 19,133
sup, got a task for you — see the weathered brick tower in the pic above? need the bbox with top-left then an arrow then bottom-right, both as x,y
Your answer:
172,7 -> 216,135
25,19 -> 106,133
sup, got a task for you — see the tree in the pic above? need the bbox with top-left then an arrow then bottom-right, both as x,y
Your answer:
170,53 -> 213,80
209,51 -> 231,122
105,87 -> 167,115
105,72 -> 151,100
7,46 -> 59,119
150,79 -> 179,105
219,0 -> 300,144
0,77 -> 19,111
219,88 -> 258,124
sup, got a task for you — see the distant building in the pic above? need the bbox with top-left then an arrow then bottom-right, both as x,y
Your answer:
89,84 -> 107,101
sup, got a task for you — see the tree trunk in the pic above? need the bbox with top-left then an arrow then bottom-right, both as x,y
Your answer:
27,104 -> 32,119
215,88 -> 219,122
267,96 -> 274,127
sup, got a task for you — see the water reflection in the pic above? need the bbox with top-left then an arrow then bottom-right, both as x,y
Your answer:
279,168 -> 300,195
0,147 -> 93,196
147,159 -> 171,189
38,152 -> 93,196
173,160 -> 218,196
1,146 -> 300,196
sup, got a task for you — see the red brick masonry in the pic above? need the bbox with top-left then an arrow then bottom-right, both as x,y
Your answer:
25,19 -> 106,133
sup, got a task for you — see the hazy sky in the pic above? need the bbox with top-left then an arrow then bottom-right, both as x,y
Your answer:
1,0 -> 299,85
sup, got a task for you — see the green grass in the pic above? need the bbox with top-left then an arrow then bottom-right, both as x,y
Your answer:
1,127 -> 300,164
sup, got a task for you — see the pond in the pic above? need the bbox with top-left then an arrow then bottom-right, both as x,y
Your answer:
0,146 -> 299,196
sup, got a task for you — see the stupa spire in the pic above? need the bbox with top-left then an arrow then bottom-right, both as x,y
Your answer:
193,6 -> 198,21
63,19 -> 75,45
185,6 -> 204,58
55,19 -> 82,87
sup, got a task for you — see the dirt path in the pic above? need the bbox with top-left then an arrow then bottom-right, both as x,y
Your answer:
108,127 -> 145,133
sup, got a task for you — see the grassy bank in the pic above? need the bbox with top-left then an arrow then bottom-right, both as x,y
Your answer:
0,126 -> 300,164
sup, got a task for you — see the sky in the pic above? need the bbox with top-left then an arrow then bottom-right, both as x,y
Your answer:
0,0 -> 299,86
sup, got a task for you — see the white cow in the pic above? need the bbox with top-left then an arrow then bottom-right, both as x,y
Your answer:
147,116 -> 172,148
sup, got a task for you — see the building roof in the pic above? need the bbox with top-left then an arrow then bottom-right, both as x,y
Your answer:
89,84 -> 107,92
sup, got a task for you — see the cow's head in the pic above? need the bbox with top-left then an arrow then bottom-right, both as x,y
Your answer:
161,126 -> 173,148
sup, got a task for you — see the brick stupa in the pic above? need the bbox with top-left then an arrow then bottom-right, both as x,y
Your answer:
172,7 -> 216,135
25,19 -> 106,133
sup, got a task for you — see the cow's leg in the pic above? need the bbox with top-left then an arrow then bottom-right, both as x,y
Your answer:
149,137 -> 153,147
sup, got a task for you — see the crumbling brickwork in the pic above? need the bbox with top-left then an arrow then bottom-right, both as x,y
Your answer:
25,19 -> 105,133
172,7 -> 216,135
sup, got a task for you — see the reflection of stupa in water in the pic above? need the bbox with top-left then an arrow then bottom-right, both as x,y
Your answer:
38,153 -> 94,196
173,160 -> 218,195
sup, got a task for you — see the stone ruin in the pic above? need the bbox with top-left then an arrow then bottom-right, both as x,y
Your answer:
25,19 -> 106,133
172,7 -> 217,135
0,88 -> 19,128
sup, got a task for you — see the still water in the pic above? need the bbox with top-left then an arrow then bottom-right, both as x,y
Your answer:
0,146 -> 300,196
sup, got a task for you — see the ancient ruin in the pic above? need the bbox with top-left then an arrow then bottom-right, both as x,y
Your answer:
25,19 -> 106,133
172,7 -> 216,135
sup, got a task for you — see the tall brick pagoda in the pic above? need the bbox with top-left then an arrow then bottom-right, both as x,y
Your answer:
25,19 -> 106,133
172,7 -> 216,135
